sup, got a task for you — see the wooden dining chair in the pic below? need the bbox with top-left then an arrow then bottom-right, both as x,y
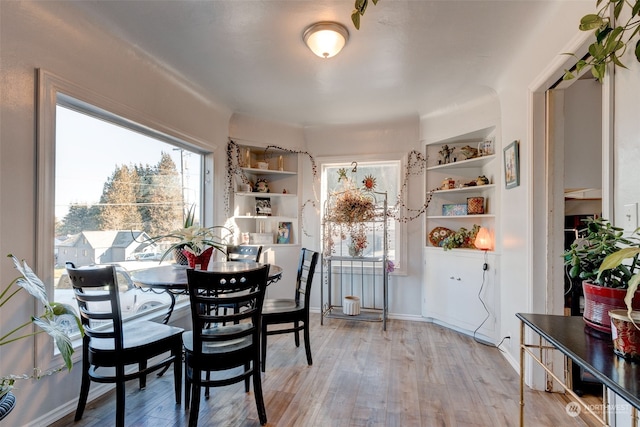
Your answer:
226,245 -> 262,263
261,248 -> 319,372
66,264 -> 184,427
184,265 -> 269,427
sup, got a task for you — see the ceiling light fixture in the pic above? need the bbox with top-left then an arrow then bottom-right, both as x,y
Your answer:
303,22 -> 349,59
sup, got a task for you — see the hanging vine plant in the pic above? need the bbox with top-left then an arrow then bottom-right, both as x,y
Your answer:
390,149 -> 438,223
565,0 -> 639,82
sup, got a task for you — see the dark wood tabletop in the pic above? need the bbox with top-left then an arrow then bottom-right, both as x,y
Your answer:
131,262 -> 283,290
517,313 -> 640,410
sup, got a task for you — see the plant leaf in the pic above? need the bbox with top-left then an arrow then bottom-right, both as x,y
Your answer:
51,302 -> 85,337
626,275 -> 640,319
8,254 -> 49,309
599,247 -> 640,274
636,39 -> 640,62
351,10 -> 361,29
32,316 -> 74,371
580,14 -> 605,31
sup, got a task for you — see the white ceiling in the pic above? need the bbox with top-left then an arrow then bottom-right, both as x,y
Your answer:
67,1 -> 589,127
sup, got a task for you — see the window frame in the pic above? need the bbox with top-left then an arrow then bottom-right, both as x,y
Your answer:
319,153 -> 407,274
37,69 -> 214,369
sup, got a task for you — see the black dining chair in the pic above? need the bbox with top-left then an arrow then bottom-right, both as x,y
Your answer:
66,263 -> 183,427
184,265 -> 269,427
261,248 -> 319,372
226,244 -> 262,263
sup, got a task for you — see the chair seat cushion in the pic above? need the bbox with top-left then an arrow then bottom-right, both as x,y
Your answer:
89,320 -> 183,351
183,323 -> 253,355
262,298 -> 302,315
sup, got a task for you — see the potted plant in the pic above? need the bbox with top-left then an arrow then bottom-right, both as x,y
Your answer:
143,205 -> 232,269
1,254 -> 83,420
598,244 -> 640,359
563,217 -> 640,333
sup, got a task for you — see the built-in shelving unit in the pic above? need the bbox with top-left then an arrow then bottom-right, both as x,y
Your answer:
229,144 -> 301,247
422,126 -> 500,343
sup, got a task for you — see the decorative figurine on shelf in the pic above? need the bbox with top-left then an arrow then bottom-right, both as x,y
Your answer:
459,145 -> 479,159
441,178 -> 456,190
476,175 -> 490,186
439,144 -> 455,164
254,178 -> 270,193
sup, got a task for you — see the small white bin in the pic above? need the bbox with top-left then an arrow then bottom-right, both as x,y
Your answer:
343,296 -> 361,316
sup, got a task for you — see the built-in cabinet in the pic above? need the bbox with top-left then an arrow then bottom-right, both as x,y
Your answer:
422,126 -> 500,343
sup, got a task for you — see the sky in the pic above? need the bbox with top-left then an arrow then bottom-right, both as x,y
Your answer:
55,106 -> 202,220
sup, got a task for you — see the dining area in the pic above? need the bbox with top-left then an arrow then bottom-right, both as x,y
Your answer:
62,246 -> 319,427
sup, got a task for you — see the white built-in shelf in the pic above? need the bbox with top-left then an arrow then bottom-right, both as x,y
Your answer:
426,214 -> 496,220
235,192 -> 296,197
233,215 -> 297,220
241,167 -> 297,175
431,184 -> 495,194
427,154 -> 496,171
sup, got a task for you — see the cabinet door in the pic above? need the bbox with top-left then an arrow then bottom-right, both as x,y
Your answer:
423,249 -> 497,340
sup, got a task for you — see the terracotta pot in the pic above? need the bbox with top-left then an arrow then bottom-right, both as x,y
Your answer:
582,281 -> 640,334
609,310 -> 640,361
182,246 -> 214,270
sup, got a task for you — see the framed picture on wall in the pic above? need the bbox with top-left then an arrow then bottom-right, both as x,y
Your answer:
503,140 -> 520,189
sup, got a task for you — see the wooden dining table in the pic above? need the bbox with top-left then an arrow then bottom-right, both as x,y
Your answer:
131,261 -> 283,323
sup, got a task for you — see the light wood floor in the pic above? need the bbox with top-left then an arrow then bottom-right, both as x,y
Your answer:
49,314 -> 601,426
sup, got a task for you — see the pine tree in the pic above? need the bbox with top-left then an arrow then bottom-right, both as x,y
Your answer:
144,152 -> 183,236
98,164 -> 143,230
56,204 -> 101,235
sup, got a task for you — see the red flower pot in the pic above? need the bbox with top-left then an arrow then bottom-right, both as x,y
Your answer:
182,246 -> 214,270
582,281 -> 640,334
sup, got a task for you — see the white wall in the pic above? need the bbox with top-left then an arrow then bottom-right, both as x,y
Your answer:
613,43 -> 640,226
564,79 -> 602,191
0,2 -> 231,424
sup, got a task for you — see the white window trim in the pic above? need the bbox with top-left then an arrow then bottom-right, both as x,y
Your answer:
36,69 -> 213,369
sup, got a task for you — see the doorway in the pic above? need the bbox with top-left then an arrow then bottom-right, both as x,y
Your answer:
529,36 -> 614,392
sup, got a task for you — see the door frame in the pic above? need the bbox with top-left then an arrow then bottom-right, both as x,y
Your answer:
527,32 -> 614,389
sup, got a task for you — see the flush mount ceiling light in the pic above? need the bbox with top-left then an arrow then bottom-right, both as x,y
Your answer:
303,22 -> 349,59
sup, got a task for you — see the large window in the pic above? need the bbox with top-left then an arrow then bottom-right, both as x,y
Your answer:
53,102 -> 205,332
36,71 -> 213,361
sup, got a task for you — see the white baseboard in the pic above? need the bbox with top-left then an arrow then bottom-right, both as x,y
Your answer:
25,383 -> 114,427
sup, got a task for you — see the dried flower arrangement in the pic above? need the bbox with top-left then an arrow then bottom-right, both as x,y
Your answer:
323,167 -> 380,257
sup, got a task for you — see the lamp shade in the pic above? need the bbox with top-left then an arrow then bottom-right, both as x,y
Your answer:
474,227 -> 493,251
303,22 -> 349,58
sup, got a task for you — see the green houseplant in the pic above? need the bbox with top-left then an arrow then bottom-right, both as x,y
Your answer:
1,254 -> 83,419
563,217 -> 640,333
143,205 -> 231,268
564,0 -> 640,82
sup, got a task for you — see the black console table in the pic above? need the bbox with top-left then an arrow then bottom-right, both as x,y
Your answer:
517,313 -> 640,426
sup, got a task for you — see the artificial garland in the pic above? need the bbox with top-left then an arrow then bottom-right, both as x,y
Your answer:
390,149 -> 438,223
